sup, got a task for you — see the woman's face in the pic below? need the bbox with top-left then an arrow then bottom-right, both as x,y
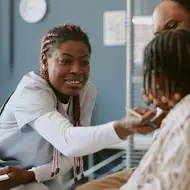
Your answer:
43,40 -> 90,98
152,1 -> 190,35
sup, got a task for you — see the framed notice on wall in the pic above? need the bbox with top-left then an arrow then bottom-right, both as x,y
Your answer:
103,11 -> 154,64
103,11 -> 126,46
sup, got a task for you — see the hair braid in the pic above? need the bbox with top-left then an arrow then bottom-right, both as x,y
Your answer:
143,29 -> 190,106
40,24 -> 91,65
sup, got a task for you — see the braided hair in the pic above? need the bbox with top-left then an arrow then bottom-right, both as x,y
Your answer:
161,0 -> 190,12
40,23 -> 91,62
143,29 -> 190,106
40,23 -> 91,182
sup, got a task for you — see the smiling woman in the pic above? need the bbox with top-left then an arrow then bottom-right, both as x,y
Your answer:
0,23 -> 158,190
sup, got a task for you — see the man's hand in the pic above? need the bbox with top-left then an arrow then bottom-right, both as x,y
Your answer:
0,166 -> 35,190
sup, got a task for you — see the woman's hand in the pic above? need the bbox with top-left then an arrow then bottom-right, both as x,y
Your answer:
0,166 -> 35,190
114,107 -> 166,139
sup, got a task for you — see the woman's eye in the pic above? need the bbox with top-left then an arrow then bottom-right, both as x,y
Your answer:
81,60 -> 89,66
60,59 -> 72,64
165,21 -> 178,30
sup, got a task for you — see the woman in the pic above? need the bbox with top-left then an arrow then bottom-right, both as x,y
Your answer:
76,0 -> 190,189
152,0 -> 190,35
121,28 -> 190,190
0,23 -> 157,190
